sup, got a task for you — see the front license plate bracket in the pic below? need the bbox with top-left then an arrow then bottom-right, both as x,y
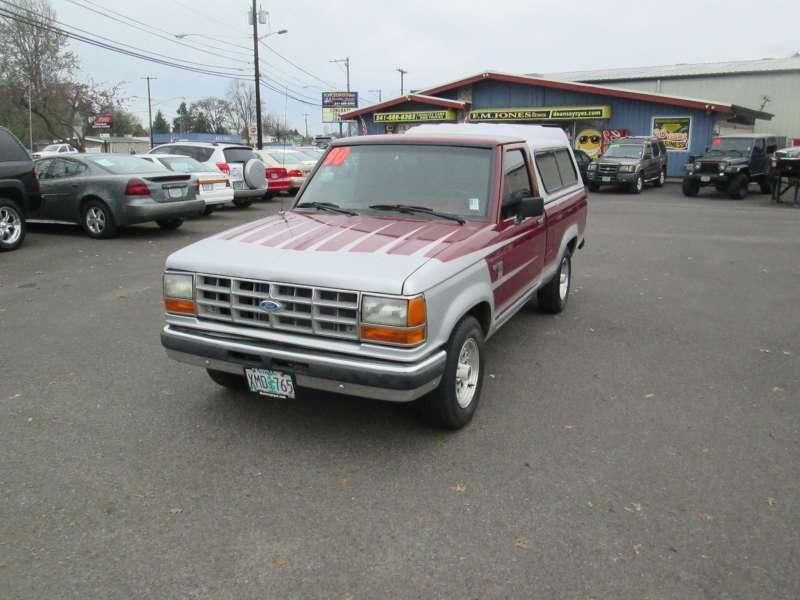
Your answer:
244,367 -> 296,399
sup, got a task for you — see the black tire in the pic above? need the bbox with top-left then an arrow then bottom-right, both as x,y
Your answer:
233,198 -> 253,208
630,172 -> 644,194
264,192 -> 276,200
156,218 -> 183,230
654,169 -> 666,187
759,176 -> 772,195
682,178 -> 700,197
202,206 -> 215,216
82,199 -> 117,239
207,369 -> 247,389
0,197 -> 26,252
728,173 -> 749,199
419,316 -> 485,430
588,182 -> 600,192
538,251 -> 572,314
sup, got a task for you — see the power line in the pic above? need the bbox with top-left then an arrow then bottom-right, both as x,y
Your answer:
63,0 -> 250,64
0,4 -> 251,80
259,40 -> 338,89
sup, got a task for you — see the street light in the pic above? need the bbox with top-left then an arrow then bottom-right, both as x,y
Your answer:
259,29 -> 287,40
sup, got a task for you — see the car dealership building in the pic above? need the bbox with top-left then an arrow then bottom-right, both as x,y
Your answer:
341,71 -> 771,177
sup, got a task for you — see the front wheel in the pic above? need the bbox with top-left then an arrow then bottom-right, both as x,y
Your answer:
537,252 -> 571,313
0,198 -> 26,252
654,169 -> 666,187
156,218 -> 183,230
419,316 -> 485,430
202,206 -> 215,216
682,178 -> 700,197
82,199 -> 117,239
630,173 -> 644,194
728,173 -> 749,199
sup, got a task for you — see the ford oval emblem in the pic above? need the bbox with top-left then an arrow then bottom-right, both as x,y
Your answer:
258,299 -> 282,313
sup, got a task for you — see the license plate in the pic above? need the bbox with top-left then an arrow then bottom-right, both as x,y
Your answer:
232,181 -> 243,190
168,187 -> 186,199
602,176 -> 611,183
201,183 -> 214,192
245,368 -> 295,399
701,176 -> 711,182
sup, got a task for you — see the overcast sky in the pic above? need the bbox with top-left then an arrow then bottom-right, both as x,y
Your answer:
54,0 -> 800,135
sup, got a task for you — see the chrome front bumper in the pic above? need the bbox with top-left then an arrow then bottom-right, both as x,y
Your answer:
161,325 -> 446,402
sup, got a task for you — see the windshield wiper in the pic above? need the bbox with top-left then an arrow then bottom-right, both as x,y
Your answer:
368,204 -> 465,225
295,201 -> 357,216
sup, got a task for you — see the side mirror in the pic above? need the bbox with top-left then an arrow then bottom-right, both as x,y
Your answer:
518,196 -> 544,219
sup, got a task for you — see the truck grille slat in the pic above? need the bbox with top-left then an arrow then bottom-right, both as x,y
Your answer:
195,274 -> 360,340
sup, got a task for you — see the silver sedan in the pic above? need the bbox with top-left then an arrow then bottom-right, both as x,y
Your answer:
30,154 -> 204,238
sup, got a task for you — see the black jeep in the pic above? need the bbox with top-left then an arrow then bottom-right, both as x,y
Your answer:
0,126 -> 40,251
682,134 -> 784,199
585,136 -> 668,194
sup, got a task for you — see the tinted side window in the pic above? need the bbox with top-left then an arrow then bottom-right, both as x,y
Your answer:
501,149 -> 532,219
151,145 -> 178,155
189,147 -> 214,162
0,130 -> 30,161
224,147 -> 258,163
35,159 -> 54,179
49,158 -> 69,179
535,151 -> 562,193
63,160 -> 87,177
554,150 -> 578,186
651,142 -> 661,157
658,141 -> 667,155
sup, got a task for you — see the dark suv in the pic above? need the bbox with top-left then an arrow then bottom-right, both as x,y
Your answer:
585,136 -> 668,193
0,127 -> 40,251
682,134 -> 784,199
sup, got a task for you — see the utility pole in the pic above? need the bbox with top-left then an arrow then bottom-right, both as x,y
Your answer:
27,85 -> 33,151
397,68 -> 407,96
369,89 -> 382,103
330,56 -> 350,137
302,113 -> 309,139
141,76 -> 156,148
251,0 -> 264,149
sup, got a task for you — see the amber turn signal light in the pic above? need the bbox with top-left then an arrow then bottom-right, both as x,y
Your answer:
164,298 -> 195,315
361,324 -> 426,346
407,296 -> 426,327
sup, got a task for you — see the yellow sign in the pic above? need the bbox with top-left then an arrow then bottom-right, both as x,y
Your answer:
374,110 -> 457,123
470,105 -> 611,121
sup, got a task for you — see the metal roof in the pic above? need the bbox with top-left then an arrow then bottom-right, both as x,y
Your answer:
543,55 -> 800,82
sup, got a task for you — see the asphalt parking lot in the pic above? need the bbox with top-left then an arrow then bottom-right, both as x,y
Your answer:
2,185 -> 799,599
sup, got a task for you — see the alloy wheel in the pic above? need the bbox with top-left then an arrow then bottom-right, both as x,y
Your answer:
0,205 -> 22,245
86,206 -> 106,235
455,337 -> 480,409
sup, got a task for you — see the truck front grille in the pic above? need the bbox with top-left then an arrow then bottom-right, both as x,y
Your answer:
597,164 -> 619,175
194,274 -> 360,340
697,162 -> 721,174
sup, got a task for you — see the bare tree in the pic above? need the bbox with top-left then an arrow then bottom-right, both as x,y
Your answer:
225,81 -> 256,140
192,97 -> 230,134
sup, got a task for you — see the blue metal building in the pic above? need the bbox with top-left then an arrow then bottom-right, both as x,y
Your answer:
342,72 -> 771,177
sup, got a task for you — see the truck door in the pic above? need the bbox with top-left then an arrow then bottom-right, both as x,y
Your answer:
488,146 -> 546,316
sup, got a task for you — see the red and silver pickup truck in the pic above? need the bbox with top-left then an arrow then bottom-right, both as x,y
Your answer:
161,124 -> 588,429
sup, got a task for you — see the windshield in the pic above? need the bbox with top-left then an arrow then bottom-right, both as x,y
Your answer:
602,144 -> 643,159
297,144 -> 493,218
86,155 -> 169,174
157,156 -> 208,173
707,137 -> 753,156
265,149 -> 314,164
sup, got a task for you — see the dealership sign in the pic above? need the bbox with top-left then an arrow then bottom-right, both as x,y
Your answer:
374,110 -> 457,123
652,116 -> 692,151
322,91 -> 358,123
91,113 -> 113,129
470,105 -> 611,121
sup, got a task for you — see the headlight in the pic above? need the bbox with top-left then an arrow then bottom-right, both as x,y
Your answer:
587,163 -> 597,171
163,272 -> 195,315
619,165 -> 636,173
719,162 -> 728,171
361,295 -> 426,346
695,162 -> 702,170
686,163 -> 694,173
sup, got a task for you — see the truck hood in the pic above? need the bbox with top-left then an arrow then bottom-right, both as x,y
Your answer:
696,154 -> 748,164
165,211 -> 492,295
593,158 -> 640,167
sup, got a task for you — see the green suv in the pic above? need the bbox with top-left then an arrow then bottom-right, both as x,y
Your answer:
682,134 -> 784,199
585,136 -> 668,194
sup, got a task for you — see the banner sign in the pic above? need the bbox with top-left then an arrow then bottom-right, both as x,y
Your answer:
322,91 -> 358,123
470,105 -> 611,122
374,110 -> 457,123
91,113 -> 113,129
651,116 -> 691,151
